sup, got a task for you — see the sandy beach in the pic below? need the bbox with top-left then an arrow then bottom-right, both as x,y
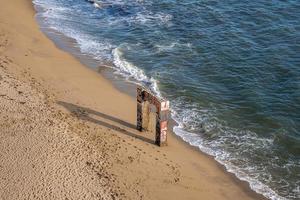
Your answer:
0,0 -> 267,199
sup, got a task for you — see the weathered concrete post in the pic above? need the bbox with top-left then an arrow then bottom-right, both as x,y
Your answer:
136,86 -> 143,131
136,86 -> 170,146
156,100 -> 169,146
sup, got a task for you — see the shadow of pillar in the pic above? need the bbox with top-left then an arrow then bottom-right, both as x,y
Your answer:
57,101 -> 154,145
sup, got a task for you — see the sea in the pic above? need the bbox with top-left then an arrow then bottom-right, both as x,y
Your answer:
32,0 -> 300,199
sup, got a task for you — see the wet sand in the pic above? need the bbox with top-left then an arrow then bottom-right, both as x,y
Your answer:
0,0 -> 266,199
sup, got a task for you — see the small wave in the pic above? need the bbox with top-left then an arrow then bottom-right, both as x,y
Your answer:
34,0 -> 114,62
130,12 -> 173,26
104,12 -> 173,27
53,26 -> 114,62
112,46 -> 148,81
33,0 -> 72,13
172,126 -> 288,200
155,42 -> 192,52
171,101 -> 289,200
112,46 -> 161,96
93,2 -> 102,9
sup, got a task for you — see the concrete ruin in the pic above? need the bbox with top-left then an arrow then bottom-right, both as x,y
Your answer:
136,86 -> 170,146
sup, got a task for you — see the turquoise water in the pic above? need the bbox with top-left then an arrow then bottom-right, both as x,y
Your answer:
33,0 -> 300,199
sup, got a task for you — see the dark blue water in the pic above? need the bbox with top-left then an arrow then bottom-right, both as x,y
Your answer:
33,0 -> 300,199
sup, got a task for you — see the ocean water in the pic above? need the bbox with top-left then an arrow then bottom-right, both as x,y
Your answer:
32,0 -> 300,199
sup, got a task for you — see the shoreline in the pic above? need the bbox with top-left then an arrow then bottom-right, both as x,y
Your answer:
0,0 -> 267,199
33,3 -> 271,199
34,4 -> 138,99
32,2 -> 271,199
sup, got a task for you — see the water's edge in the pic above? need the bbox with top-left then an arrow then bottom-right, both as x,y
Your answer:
32,2 -> 285,200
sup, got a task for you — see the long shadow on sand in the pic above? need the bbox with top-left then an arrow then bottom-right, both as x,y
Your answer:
57,101 -> 154,145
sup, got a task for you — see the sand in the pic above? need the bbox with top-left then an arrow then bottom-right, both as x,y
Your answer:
0,0 -> 266,199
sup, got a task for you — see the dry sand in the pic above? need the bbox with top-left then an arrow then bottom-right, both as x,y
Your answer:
0,0 -> 266,199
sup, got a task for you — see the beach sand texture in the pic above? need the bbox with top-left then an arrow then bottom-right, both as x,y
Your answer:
0,0 -> 266,199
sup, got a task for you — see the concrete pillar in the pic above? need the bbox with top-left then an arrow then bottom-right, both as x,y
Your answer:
137,86 -> 170,146
137,87 -> 143,131
155,101 -> 169,146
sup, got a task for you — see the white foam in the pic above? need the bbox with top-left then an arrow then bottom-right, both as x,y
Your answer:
174,128 -> 287,200
34,0 -> 114,62
130,12 -> 173,25
93,2 -> 102,9
86,0 -> 105,9
155,42 -> 192,52
112,47 -> 147,81
112,46 -> 161,97
171,105 -> 288,200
